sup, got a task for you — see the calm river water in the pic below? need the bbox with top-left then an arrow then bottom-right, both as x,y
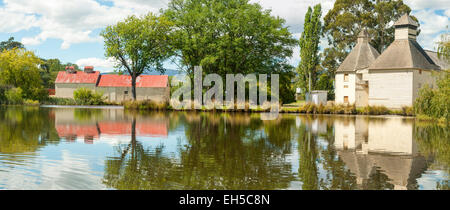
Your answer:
0,106 -> 448,190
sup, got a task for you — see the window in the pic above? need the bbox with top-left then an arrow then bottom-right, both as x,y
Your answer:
344,74 -> 349,82
344,85 -> 348,88
124,91 -> 128,94
419,70 -> 422,74
344,96 -> 349,103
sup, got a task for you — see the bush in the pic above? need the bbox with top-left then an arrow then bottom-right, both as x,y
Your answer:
73,88 -> 105,105
24,99 -> 40,106
401,106 -> 414,116
414,72 -> 449,121
5,87 -> 24,104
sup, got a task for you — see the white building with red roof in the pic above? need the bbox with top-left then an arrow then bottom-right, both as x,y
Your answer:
55,66 -> 170,103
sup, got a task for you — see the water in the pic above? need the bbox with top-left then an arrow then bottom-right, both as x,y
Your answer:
0,106 -> 448,190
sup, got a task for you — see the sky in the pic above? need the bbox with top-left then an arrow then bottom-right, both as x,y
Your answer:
0,0 -> 448,73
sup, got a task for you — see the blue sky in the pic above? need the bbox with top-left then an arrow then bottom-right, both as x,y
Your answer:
0,0 -> 448,73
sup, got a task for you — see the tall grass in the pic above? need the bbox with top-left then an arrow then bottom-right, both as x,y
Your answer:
280,103 -> 414,116
123,100 -> 169,110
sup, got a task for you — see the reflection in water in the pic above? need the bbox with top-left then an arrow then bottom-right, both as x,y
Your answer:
334,116 -> 428,190
0,106 -> 448,190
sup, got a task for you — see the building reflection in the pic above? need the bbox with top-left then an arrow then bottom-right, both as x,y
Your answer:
52,108 -> 169,143
334,116 -> 427,190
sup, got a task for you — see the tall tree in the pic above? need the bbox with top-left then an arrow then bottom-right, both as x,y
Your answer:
164,0 -> 296,77
322,0 -> 415,78
0,37 -> 25,51
298,4 -> 322,94
101,13 -> 174,100
437,32 -> 450,63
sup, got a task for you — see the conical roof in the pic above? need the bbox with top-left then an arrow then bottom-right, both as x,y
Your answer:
337,30 -> 380,72
394,14 -> 419,28
369,40 -> 440,70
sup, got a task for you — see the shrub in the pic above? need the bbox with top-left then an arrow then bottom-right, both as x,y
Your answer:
73,88 -> 105,105
5,87 -> 24,104
24,99 -> 40,106
401,106 -> 414,116
414,71 -> 449,122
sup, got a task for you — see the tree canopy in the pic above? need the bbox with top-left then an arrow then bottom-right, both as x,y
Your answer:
163,0 -> 297,77
298,4 -> 322,94
322,0 -> 416,77
0,48 -> 46,101
101,13 -> 175,100
0,37 -> 25,52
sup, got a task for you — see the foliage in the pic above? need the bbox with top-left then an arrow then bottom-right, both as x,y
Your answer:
24,99 -> 40,106
73,88 -> 105,105
101,13 -> 174,100
164,0 -> 296,77
41,97 -> 77,105
0,85 -> 9,104
414,71 -> 449,122
322,0 -> 415,77
5,87 -> 24,105
298,4 -> 322,94
39,58 -> 77,89
437,32 -> 449,62
0,107 -> 60,154
315,73 -> 335,100
0,37 -> 24,51
0,48 -> 47,101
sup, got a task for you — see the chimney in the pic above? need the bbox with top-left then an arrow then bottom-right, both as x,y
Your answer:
394,14 -> 418,40
65,66 -> 76,74
84,66 -> 94,73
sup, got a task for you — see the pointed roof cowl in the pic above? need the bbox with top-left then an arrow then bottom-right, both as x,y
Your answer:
394,14 -> 419,28
337,29 -> 380,73
369,15 -> 440,71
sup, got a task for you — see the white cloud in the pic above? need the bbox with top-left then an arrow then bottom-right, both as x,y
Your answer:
411,9 -> 449,51
1,0 -> 449,66
0,0 -> 168,49
404,0 -> 450,10
250,0 -> 335,33
75,57 -> 118,71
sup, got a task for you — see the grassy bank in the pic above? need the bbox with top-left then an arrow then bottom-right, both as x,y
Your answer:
122,100 -> 419,117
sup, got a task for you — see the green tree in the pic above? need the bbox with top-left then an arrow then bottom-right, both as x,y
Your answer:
437,32 -> 449,63
39,58 -> 63,89
322,0 -> 415,78
0,48 -> 47,101
164,0 -> 296,77
0,37 -> 25,51
298,4 -> 322,94
101,13 -> 174,100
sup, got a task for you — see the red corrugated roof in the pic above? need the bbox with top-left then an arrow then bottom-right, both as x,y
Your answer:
98,121 -> 168,137
97,75 -> 168,88
56,124 -> 100,138
136,75 -> 168,88
55,71 -> 100,84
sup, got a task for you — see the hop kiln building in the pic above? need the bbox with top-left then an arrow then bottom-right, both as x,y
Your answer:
335,14 -> 448,109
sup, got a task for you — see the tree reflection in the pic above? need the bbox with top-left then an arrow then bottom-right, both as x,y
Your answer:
0,106 -> 59,154
103,112 -> 296,190
297,125 -> 319,190
318,123 -> 358,190
415,122 -> 450,190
